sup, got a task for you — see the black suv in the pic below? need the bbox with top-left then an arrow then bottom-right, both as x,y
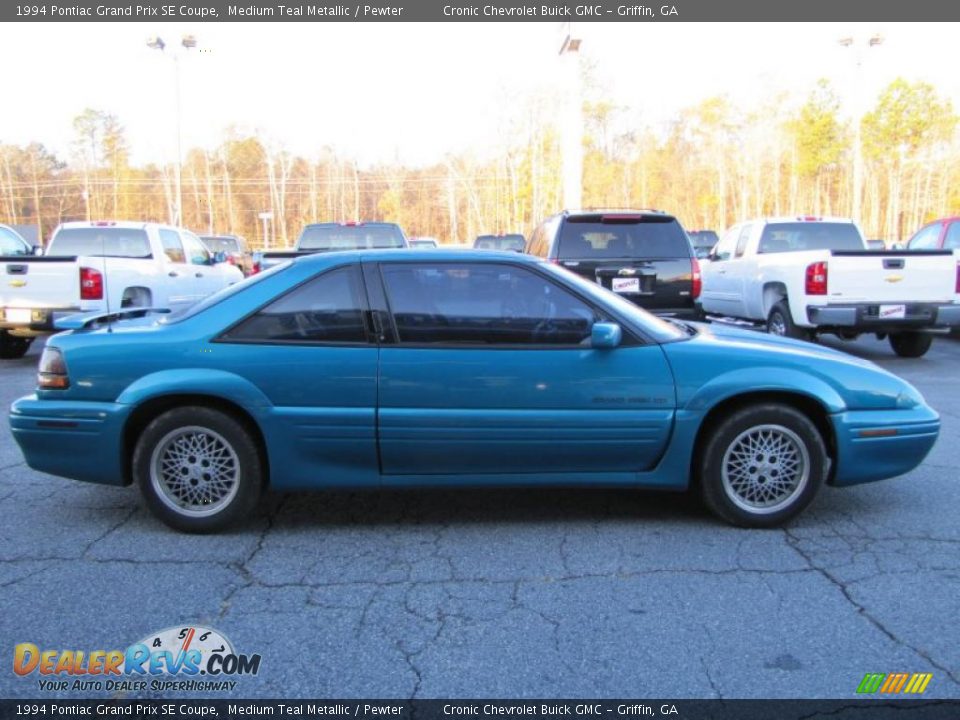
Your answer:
526,210 -> 701,317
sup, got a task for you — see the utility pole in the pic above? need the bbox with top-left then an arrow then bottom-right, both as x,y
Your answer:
559,23 -> 583,210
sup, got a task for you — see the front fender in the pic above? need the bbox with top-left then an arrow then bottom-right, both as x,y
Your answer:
116,369 -> 274,411
683,366 -> 846,415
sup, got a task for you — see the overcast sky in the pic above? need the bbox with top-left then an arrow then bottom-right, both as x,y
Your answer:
2,22 -> 957,167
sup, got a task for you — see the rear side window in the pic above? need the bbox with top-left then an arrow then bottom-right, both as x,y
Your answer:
557,216 -> 691,260
160,230 -> 186,263
908,223 -> 942,250
219,265 -> 368,344
0,227 -> 29,255
381,263 -> 599,346
298,224 -> 405,251
944,223 -> 960,250
48,228 -> 151,258
758,223 -> 863,253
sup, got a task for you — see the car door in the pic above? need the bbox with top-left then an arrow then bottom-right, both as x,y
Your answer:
214,263 -> 380,488
157,229 -> 198,308
720,224 -> 754,318
180,231 -> 222,298
700,226 -> 740,315
372,260 -> 676,478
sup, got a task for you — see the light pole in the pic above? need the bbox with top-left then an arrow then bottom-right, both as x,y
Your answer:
559,24 -> 583,210
147,34 -> 197,227
839,33 -> 883,224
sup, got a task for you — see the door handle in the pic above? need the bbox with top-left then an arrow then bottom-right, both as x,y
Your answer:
195,273 -> 204,278
168,271 -> 179,277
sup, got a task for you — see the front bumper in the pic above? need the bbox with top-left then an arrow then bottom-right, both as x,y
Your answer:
830,405 -> 940,486
807,302 -> 960,331
9,395 -> 131,485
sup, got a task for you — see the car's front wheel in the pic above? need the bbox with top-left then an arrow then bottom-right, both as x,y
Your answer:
133,407 -> 263,533
699,404 -> 828,527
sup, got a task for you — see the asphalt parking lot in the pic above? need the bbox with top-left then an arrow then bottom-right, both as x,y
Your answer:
1,334 -> 958,700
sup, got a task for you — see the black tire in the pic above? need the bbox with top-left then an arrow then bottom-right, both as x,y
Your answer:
699,403 -> 828,528
0,330 -> 32,359
888,332 -> 933,358
766,301 -> 810,341
133,406 -> 263,533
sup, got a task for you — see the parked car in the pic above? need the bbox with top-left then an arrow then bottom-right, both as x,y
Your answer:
698,216 -> 960,357
687,229 -> 720,259
258,221 -> 408,270
474,233 -> 526,252
409,237 -> 439,249
0,221 -> 244,359
9,250 -> 939,532
526,209 -> 701,317
905,217 -> 960,251
199,234 -> 257,276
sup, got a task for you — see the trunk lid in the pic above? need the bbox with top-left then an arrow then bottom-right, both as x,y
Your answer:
825,249 -> 956,303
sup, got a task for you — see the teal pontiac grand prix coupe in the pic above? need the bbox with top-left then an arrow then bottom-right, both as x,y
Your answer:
9,250 -> 940,532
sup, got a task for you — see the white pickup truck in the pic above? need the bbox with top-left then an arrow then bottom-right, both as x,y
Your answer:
698,216 -> 960,357
0,221 -> 243,359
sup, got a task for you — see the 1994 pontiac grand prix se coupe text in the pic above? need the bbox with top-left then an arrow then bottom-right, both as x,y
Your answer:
9,250 -> 940,532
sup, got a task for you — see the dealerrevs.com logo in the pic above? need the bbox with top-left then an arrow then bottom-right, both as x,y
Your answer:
13,625 -> 261,693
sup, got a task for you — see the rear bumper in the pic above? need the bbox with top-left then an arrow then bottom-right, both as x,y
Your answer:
806,302 -> 960,331
9,395 -> 130,485
830,405 -> 940,486
1,307 -> 81,336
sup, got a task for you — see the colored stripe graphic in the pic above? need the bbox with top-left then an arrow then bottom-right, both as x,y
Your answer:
857,672 -> 931,694
857,673 -> 886,694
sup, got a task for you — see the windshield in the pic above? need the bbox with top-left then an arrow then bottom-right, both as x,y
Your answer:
475,235 -> 525,251
48,227 -> 151,258
539,262 -> 688,343
758,222 -> 865,253
201,236 -> 240,253
298,224 -> 405,251
162,261 -> 293,323
558,216 -> 691,259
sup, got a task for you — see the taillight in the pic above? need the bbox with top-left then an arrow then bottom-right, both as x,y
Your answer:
226,255 -> 236,265
251,262 -> 261,275
38,347 -> 69,390
79,267 -> 103,300
805,261 -> 828,295
691,257 -> 702,299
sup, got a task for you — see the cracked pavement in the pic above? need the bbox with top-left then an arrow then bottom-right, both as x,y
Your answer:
1,335 -> 958,699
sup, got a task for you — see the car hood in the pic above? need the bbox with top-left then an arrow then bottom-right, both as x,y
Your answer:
662,322 -> 925,412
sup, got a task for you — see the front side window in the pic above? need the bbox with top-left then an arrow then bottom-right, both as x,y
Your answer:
219,265 -> 368,343
381,262 -> 599,346
182,232 -> 212,266
734,225 -> 753,257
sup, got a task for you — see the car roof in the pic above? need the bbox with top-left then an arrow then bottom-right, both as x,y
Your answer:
740,216 -> 856,225
561,208 -> 672,218
291,248 -> 538,267
302,221 -> 401,228
56,220 -> 178,231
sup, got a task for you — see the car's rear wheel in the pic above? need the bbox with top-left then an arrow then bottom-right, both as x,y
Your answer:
0,330 -> 32,359
133,407 -> 263,533
766,301 -> 810,341
699,404 -> 827,527
889,332 -> 933,358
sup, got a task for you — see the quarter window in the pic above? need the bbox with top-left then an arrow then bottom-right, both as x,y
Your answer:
381,263 -> 599,346
943,222 -> 960,250
220,265 -> 368,343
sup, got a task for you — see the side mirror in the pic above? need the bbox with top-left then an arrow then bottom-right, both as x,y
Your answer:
591,322 -> 622,349
32,245 -> 43,256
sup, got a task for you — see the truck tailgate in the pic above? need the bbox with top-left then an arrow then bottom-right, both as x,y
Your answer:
826,250 -> 956,303
0,257 -> 79,310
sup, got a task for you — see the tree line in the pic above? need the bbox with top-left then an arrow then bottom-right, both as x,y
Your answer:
0,77 -> 956,247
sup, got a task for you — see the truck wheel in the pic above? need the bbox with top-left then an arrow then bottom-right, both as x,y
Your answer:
767,302 -> 809,341
133,407 -> 263,533
0,331 -> 32,359
889,332 -> 933,358
698,403 -> 827,528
